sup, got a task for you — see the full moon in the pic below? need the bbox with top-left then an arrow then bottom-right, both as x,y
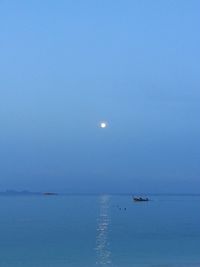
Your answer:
99,122 -> 107,128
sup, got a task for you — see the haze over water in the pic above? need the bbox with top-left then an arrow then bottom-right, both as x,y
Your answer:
1,1 -> 200,266
1,0 -> 200,194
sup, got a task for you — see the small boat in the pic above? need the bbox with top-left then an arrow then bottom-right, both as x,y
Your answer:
133,196 -> 149,202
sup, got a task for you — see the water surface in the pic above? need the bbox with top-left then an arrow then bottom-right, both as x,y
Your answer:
0,195 -> 199,266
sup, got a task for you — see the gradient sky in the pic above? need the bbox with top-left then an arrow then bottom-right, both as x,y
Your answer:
0,0 -> 200,193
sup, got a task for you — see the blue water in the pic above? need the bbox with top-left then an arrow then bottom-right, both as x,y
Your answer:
0,195 -> 199,267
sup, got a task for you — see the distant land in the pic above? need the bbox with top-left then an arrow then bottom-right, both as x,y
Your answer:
0,190 -> 58,196
0,191 -> 199,196
0,190 -> 42,196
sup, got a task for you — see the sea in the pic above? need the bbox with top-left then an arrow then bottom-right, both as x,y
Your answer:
0,194 -> 199,267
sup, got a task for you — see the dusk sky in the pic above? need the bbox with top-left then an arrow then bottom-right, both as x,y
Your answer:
0,0 -> 200,193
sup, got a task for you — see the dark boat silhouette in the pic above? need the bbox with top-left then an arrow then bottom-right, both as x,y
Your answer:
133,196 -> 149,202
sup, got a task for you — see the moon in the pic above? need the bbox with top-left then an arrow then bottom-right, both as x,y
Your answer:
99,122 -> 108,128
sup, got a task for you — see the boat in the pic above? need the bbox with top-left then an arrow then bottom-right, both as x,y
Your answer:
133,196 -> 149,202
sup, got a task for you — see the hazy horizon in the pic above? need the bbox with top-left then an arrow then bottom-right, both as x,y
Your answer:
1,190 -> 200,195
1,0 -> 200,194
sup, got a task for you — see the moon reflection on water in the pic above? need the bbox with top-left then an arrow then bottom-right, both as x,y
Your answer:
95,195 -> 112,266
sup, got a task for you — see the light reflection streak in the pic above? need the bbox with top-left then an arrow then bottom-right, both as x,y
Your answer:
95,195 -> 112,266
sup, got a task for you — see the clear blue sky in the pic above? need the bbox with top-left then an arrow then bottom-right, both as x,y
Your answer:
0,0 -> 200,193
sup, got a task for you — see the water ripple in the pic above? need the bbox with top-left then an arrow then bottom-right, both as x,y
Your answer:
95,195 -> 112,266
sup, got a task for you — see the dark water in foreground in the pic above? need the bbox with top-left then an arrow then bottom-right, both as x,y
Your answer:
0,195 -> 199,267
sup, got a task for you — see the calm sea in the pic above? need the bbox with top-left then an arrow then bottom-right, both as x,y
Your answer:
0,195 -> 199,267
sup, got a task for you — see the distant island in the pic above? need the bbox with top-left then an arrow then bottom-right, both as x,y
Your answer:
0,190 -> 58,196
43,192 -> 58,196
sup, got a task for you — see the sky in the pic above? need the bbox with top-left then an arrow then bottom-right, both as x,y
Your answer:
0,0 -> 200,193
